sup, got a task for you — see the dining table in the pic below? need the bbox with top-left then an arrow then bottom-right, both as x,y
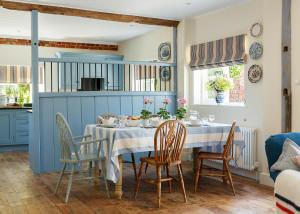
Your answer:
83,122 -> 245,199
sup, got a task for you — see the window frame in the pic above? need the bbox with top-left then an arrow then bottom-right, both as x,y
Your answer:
191,65 -> 246,107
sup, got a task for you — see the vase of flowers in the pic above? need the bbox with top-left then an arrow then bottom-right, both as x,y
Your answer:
206,77 -> 232,104
157,98 -> 171,120
176,98 -> 187,120
140,98 -> 153,127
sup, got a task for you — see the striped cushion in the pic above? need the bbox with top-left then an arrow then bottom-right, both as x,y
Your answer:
271,138 -> 300,172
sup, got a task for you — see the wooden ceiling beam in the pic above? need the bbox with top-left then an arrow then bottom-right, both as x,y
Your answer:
0,0 -> 179,27
0,37 -> 118,51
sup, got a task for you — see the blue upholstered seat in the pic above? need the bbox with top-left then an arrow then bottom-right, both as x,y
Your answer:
265,132 -> 300,181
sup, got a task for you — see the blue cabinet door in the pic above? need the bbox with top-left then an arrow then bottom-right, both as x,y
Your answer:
0,111 -> 13,145
15,110 -> 29,145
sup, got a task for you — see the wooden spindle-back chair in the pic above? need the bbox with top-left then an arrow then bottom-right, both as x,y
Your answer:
134,120 -> 187,208
194,121 -> 237,195
55,113 -> 110,203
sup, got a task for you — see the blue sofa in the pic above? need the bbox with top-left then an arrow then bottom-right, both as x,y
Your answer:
265,132 -> 300,181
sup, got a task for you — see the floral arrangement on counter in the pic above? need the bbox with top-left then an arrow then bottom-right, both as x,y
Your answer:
140,98 -> 153,120
157,98 -> 171,120
176,98 -> 187,120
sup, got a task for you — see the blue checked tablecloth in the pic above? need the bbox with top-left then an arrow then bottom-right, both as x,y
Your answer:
84,123 -> 245,183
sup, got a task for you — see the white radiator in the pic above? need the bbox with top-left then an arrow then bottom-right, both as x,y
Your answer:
206,127 -> 258,172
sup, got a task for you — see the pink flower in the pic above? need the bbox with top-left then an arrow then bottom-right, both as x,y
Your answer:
163,98 -> 171,105
144,98 -> 153,105
177,98 -> 187,106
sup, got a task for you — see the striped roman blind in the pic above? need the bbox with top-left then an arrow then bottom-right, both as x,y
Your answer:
0,65 -> 44,84
189,34 -> 247,70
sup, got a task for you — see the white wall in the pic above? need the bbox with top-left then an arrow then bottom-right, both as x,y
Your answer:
177,0 -> 283,186
0,45 -> 118,65
119,27 -> 173,62
292,0 -> 300,131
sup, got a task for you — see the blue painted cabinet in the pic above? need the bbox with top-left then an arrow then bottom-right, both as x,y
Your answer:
0,109 -> 29,148
56,52 -> 124,91
0,111 -> 14,145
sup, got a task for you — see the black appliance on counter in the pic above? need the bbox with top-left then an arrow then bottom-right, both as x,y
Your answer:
80,78 -> 105,91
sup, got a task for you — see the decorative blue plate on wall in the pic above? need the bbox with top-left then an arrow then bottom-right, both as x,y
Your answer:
248,64 -> 263,83
158,42 -> 171,61
249,42 -> 263,60
160,67 -> 171,81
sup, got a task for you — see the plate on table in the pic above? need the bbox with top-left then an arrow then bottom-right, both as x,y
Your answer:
186,122 -> 201,127
97,124 -> 117,128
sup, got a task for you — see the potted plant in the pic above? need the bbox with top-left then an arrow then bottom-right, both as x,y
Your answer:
17,84 -> 30,107
4,86 -> 13,103
206,77 -> 232,104
140,98 -> 153,127
157,98 -> 171,120
176,98 -> 187,120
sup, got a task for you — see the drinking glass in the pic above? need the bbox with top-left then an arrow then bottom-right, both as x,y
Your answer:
118,115 -> 127,128
189,110 -> 199,120
208,114 -> 215,123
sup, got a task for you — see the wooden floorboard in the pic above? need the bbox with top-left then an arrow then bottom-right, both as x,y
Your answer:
0,152 -> 275,213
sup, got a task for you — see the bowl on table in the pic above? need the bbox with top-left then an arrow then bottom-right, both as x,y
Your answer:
97,116 -> 116,126
189,119 -> 201,126
150,117 -> 164,127
127,116 -> 140,127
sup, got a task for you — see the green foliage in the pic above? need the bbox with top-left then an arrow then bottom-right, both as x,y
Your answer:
206,77 -> 232,93
229,65 -> 242,79
17,84 -> 30,106
208,68 -> 223,77
176,107 -> 187,120
157,108 -> 170,120
4,86 -> 13,98
140,109 -> 152,120
11,88 -> 18,98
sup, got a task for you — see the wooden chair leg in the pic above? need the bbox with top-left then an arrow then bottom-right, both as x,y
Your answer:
88,161 -> 93,185
101,159 -> 110,198
65,164 -> 75,203
166,165 -> 172,193
224,161 -> 236,196
177,164 -> 187,203
134,161 -> 145,199
131,153 -> 138,180
222,160 -> 227,184
54,163 -> 66,194
194,159 -> 203,193
156,165 -> 162,208
144,151 -> 152,174
194,159 -> 200,193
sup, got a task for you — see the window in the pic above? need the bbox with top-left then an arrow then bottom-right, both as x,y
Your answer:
193,65 -> 245,106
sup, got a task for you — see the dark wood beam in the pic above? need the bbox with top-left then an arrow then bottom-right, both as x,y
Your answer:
0,37 -> 118,51
0,0 -> 179,27
281,0 -> 292,132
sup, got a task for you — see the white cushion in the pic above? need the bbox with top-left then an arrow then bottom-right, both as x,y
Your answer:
271,138 -> 300,172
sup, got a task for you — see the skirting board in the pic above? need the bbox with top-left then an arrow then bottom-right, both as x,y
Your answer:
259,172 -> 274,187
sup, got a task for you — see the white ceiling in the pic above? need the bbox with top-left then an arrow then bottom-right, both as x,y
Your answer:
0,8 -> 158,44
0,0 -> 249,44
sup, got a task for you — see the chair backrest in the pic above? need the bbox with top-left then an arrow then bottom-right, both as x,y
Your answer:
223,121 -> 236,158
56,113 -> 79,162
153,120 -> 187,163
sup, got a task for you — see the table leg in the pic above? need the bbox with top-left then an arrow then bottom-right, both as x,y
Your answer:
113,155 -> 123,199
193,148 -> 199,173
